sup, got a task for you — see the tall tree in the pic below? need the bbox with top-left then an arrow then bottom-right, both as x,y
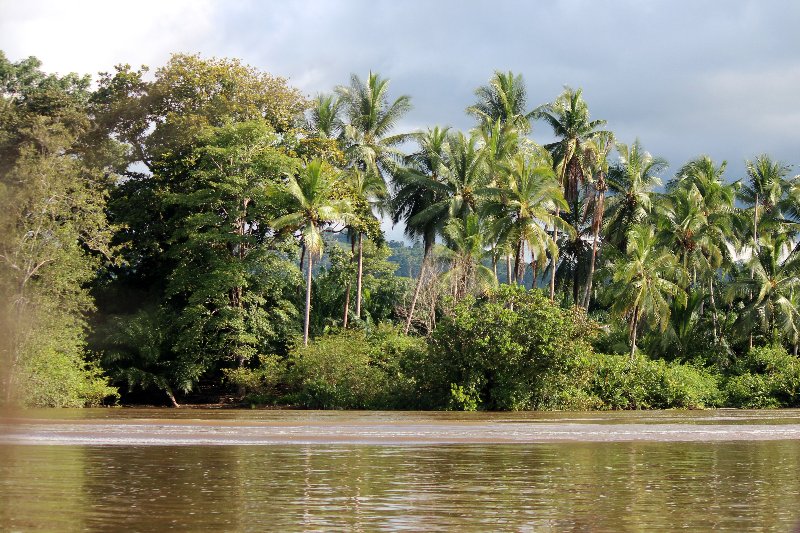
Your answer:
604,139 -> 668,253
0,52 -> 117,406
738,154 -> 790,252
606,225 -> 687,358
336,72 -> 411,319
270,160 -> 352,346
582,131 -> 615,308
482,153 -> 570,285
393,127 -> 450,333
534,87 -> 607,301
467,70 -> 533,132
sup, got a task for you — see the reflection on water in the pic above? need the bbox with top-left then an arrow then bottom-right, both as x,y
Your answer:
2,439 -> 800,531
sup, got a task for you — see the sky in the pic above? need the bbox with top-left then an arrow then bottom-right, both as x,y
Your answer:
1,0 -> 798,239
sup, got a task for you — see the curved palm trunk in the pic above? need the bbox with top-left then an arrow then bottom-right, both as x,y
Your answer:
355,232 -> 364,319
709,276 -> 718,342
629,307 -> 639,360
404,241 -> 432,335
583,186 -> 605,309
304,254 -> 313,346
550,210 -> 560,301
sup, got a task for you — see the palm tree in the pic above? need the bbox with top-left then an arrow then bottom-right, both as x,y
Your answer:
270,159 -> 351,346
393,127 -> 450,333
337,71 -> 411,184
738,154 -> 791,252
728,232 -> 800,350
666,156 -> 738,339
607,224 -> 687,358
482,153 -> 570,285
337,72 -> 411,319
406,131 -> 489,231
307,93 -> 342,139
437,214 -> 497,301
467,70 -> 533,132
534,87 -> 607,300
343,169 -> 386,327
582,131 -> 615,308
604,139 -> 668,253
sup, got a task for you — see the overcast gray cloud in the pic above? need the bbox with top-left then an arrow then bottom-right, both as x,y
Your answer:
2,0 -> 798,238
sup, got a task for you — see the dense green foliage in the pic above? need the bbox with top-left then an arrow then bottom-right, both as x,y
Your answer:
3,51 -> 800,410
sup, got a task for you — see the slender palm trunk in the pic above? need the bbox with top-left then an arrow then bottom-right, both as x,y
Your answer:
629,307 -> 639,360
583,188 -> 605,309
355,232 -> 363,319
304,254 -> 313,346
572,249 -> 580,306
506,255 -> 513,285
550,208 -> 560,301
709,276 -> 718,342
514,240 -> 525,285
530,260 -> 538,289
343,238 -> 356,328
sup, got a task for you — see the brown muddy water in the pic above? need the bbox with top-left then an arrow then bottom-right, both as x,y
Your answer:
2,409 -> 800,531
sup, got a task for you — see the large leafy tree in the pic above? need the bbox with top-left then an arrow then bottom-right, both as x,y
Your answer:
437,214 -> 497,301
271,160 -> 352,346
0,52 -> 118,406
162,122 -> 302,391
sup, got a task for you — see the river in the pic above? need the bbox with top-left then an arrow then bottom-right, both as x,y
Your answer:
2,409 -> 799,531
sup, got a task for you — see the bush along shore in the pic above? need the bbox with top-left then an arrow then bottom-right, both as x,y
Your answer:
2,51 -> 800,410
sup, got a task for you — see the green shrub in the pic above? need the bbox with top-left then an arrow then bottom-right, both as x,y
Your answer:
723,345 -> 800,407
426,285 -> 599,410
283,325 -> 425,409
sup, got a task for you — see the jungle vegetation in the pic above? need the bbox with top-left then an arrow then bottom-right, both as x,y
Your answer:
1,51 -> 799,410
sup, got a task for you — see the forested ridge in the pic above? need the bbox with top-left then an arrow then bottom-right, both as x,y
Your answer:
2,51 -> 799,410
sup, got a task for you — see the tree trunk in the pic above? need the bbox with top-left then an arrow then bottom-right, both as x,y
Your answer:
709,276 -> 718,342
550,209 -> 560,301
343,237 -> 356,329
304,254 -> 313,346
355,232 -> 364,319
514,240 -> 525,285
582,187 -> 604,308
506,254 -> 513,285
530,260 -> 538,290
405,245 -> 430,335
629,307 -> 639,360
165,388 -> 180,408
343,281 -> 351,329
572,249 -> 580,306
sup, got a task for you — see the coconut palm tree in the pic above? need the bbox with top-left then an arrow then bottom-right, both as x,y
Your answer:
482,153 -> 570,285
393,127 -> 450,333
437,214 -> 497,301
738,154 -> 791,252
336,72 -> 411,319
666,156 -> 738,339
728,232 -> 800,349
467,70 -> 533,132
270,159 -> 351,346
582,131 -> 615,308
606,224 -> 687,358
604,140 -> 668,253
534,87 -> 607,300
406,131 -> 489,231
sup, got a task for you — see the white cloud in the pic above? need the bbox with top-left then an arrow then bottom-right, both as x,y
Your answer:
0,0 -> 217,77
